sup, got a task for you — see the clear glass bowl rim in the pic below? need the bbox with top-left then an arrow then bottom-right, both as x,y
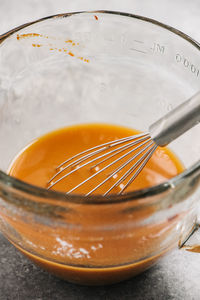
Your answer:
0,10 -> 200,205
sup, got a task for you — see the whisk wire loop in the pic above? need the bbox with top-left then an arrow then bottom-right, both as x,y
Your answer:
47,134 -> 151,190
86,141 -> 155,196
66,138 -> 153,194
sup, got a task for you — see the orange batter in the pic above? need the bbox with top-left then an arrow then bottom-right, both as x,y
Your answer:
7,123 -> 184,285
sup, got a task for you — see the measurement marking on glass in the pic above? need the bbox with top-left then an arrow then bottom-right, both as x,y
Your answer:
175,53 -> 200,77
134,40 -> 144,44
129,48 -> 147,54
151,43 -> 165,54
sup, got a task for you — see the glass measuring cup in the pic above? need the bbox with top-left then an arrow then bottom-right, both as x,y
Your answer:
0,11 -> 200,285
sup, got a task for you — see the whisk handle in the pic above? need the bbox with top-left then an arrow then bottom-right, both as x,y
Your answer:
149,91 -> 200,147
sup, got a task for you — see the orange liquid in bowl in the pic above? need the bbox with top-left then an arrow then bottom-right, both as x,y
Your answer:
9,123 -> 184,194
7,123 -> 184,285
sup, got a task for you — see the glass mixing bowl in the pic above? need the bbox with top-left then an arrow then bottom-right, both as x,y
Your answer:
0,11 -> 200,285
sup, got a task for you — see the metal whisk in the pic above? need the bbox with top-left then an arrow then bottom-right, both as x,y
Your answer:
47,92 -> 200,196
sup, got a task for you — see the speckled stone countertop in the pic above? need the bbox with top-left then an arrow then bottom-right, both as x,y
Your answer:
1,1 -> 200,299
